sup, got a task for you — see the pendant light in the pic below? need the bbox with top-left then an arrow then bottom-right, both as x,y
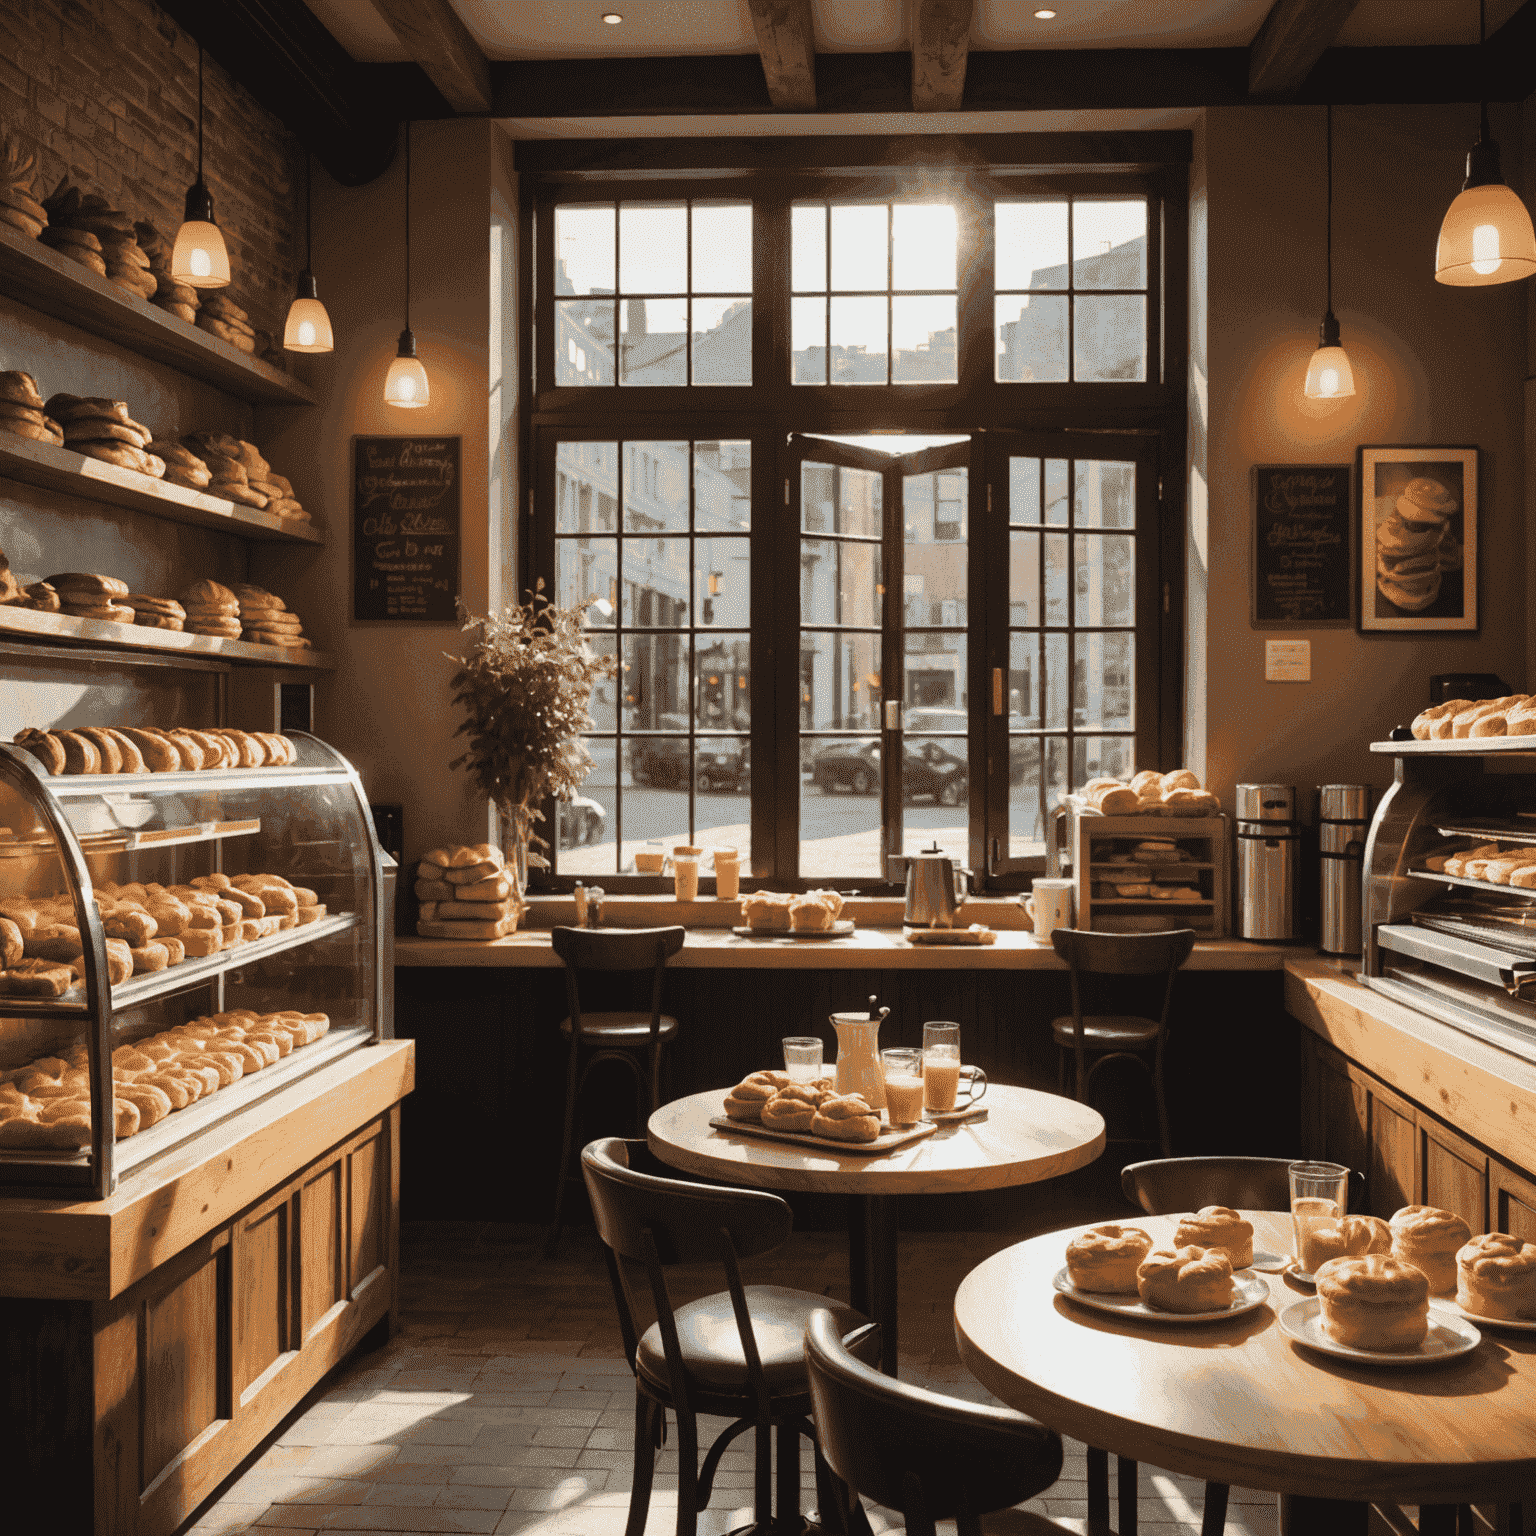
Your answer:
1304,103 -> 1355,401
170,44 -> 231,289
1434,2 -> 1536,286
384,120 -> 429,408
283,153 -> 334,353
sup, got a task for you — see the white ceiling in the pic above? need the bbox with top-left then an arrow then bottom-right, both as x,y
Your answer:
303,0 -> 1526,64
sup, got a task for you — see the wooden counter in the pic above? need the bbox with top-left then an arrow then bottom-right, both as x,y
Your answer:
397,928 -> 1301,971
0,1041 -> 415,1536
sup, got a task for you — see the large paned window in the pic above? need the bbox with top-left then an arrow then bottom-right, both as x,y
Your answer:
528,157 -> 1184,887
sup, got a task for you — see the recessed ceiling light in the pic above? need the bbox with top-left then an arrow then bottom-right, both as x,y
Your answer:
602,11 -> 622,22
1034,8 -> 1056,16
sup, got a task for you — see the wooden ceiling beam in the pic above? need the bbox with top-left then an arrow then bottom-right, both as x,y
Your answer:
747,0 -> 817,111
912,0 -> 975,112
1248,0 -> 1365,97
372,0 -> 493,115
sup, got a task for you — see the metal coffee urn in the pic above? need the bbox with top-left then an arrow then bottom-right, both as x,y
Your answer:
1318,784 -> 1370,956
1236,784 -> 1298,941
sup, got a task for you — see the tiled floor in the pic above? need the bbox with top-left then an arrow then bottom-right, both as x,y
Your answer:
187,1199 -> 1281,1536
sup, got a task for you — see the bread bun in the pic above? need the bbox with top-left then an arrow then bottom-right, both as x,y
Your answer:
1315,1254 -> 1430,1351
1412,700 -> 1473,740
1136,1245 -> 1235,1313
741,891 -> 794,930
1299,1214 -> 1391,1274
723,1069 -> 793,1121
1065,1223 -> 1153,1293
811,1093 -> 880,1143
1456,1231 -> 1536,1320
1173,1206 -> 1254,1268
760,1084 -> 822,1132
1390,1205 -> 1472,1295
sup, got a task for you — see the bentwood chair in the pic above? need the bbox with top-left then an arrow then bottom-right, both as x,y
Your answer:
803,1308 -> 1100,1536
1049,928 -> 1196,1158
582,1138 -> 876,1536
546,925 -> 685,1256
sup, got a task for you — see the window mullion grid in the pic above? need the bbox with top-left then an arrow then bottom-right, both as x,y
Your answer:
885,200 -> 894,386
1066,457 -> 1077,795
823,203 -> 832,385
687,437 -> 696,847
1066,200 -> 1077,385
613,441 -> 625,871
611,202 -> 621,389
1036,456 -> 1048,851
685,202 -> 693,389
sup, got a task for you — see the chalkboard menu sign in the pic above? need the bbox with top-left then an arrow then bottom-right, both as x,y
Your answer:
353,435 -> 461,622
1252,463 -> 1352,626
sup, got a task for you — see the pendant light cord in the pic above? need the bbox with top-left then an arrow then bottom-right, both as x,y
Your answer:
1325,102 -> 1333,316
405,120 -> 411,333
1478,0 -> 1490,145
304,151 -> 313,269
196,44 -> 204,185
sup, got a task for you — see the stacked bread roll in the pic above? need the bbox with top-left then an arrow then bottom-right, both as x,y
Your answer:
123,592 -> 186,632
44,571 -> 133,623
1412,695 -> 1536,741
1075,769 -> 1219,818
43,393 -> 164,476
39,183 -> 155,300
0,370 -> 62,446
179,578 -> 241,639
1456,1232 -> 1536,1321
132,221 -> 201,325
234,584 -> 308,649
0,134 -> 47,240
416,844 -> 524,938
145,440 -> 212,492
1376,477 -> 1461,614
721,1069 -> 880,1143
12,725 -> 296,774
0,545 -> 59,612
179,431 -> 310,523
0,1008 -> 331,1147
197,292 -> 257,354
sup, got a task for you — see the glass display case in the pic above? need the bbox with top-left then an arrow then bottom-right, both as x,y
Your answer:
0,732 -> 388,1197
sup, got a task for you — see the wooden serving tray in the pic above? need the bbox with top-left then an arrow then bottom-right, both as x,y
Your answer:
708,1114 -> 938,1156
906,925 -> 996,945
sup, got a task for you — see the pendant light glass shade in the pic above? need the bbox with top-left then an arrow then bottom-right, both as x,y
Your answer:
385,121 -> 428,408
1304,105 -> 1354,401
284,158 -> 334,352
1434,159 -> 1536,286
384,329 -> 429,407
172,50 -> 230,289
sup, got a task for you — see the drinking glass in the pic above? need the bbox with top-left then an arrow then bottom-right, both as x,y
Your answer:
782,1036 -> 824,1083
921,1021 -> 987,1113
1289,1160 -> 1350,1273
881,1047 -> 925,1125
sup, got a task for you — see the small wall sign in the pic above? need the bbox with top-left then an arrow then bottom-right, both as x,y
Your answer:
353,435 -> 461,622
1252,464 -> 1352,626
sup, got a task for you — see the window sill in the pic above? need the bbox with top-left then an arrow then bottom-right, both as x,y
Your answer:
524,893 -> 1034,930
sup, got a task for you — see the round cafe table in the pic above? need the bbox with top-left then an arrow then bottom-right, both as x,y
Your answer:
648,1084 -> 1105,1375
954,1211 -> 1536,1536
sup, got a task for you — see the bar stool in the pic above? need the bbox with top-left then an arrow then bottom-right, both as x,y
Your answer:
545,924 -> 685,1257
1049,927 -> 1196,1158
582,1138 -> 876,1536
803,1306 -> 1101,1536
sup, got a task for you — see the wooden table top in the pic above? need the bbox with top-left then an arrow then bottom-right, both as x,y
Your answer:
954,1211 -> 1536,1505
647,1084 -> 1105,1196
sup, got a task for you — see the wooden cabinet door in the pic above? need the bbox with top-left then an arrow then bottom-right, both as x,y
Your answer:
1420,1116 -> 1489,1235
1493,1159 -> 1536,1245
1363,1074 -> 1418,1219
1316,1044 -> 1369,1182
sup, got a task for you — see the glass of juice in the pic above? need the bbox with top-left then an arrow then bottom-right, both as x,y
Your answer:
881,1048 -> 925,1125
923,1021 -> 963,1112
1288,1160 -> 1350,1272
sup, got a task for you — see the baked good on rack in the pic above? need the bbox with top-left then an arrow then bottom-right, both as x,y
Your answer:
1443,844 -> 1498,878
1389,1205 -> 1472,1294
1065,1223 -> 1153,1293
741,891 -> 794,930
811,1093 -> 880,1143
1173,1207 -> 1254,1268
13,728 -> 66,774
1315,1253 -> 1430,1350
789,891 -> 842,931
1135,1245 -> 1235,1313
761,1083 -> 825,1133
723,1069 -> 792,1121
1453,698 -> 1524,738
1412,699 -> 1473,740
1455,1232 -> 1536,1320
1299,1214 -> 1391,1274
1081,778 -> 1140,815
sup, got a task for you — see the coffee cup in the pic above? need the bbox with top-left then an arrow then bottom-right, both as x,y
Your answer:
1024,878 -> 1074,942
634,849 -> 666,874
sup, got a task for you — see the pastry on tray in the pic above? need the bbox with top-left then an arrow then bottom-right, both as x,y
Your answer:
723,1069 -> 792,1122
810,1092 -> 880,1143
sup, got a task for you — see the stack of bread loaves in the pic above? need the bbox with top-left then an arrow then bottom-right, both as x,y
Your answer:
46,572 -> 134,624
144,440 -> 212,492
181,431 -> 311,524
0,371 -> 62,447
1076,769 -> 1220,817
40,183 -> 155,300
1412,696 -> 1536,741
234,584 -> 308,649
179,579 -> 242,639
0,134 -> 47,240
45,395 -> 163,477
196,292 -> 258,354
132,221 -> 201,324
416,844 -> 525,938
1375,477 -> 1461,614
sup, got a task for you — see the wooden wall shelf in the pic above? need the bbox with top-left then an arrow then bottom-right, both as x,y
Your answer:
0,223 -> 318,408
0,604 -> 333,670
0,433 -> 323,545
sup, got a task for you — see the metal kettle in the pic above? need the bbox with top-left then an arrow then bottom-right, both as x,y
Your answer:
904,843 -> 971,928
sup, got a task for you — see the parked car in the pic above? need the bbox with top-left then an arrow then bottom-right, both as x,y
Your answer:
696,738 -> 749,793
629,716 -> 690,787
808,739 -> 968,805
558,795 -> 605,848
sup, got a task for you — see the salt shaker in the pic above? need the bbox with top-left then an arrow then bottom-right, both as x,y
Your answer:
587,886 -> 605,927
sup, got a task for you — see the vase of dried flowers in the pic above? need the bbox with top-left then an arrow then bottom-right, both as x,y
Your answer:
448,583 -> 615,906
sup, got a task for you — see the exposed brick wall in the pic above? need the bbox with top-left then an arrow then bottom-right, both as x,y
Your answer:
0,0 -> 302,349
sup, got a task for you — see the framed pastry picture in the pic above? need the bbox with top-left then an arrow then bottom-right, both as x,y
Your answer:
1358,445 -> 1478,632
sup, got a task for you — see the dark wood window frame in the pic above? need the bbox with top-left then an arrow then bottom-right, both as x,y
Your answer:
519,146 -> 1188,892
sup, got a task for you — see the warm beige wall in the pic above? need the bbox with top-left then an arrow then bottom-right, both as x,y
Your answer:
252,118 -> 518,867
1200,102 -> 1528,810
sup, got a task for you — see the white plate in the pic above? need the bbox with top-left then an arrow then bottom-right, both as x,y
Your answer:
731,920 -> 855,939
1052,1267 -> 1270,1323
1451,1302 -> 1536,1331
1277,1297 -> 1481,1365
922,1102 -> 988,1124
1246,1250 -> 1292,1274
